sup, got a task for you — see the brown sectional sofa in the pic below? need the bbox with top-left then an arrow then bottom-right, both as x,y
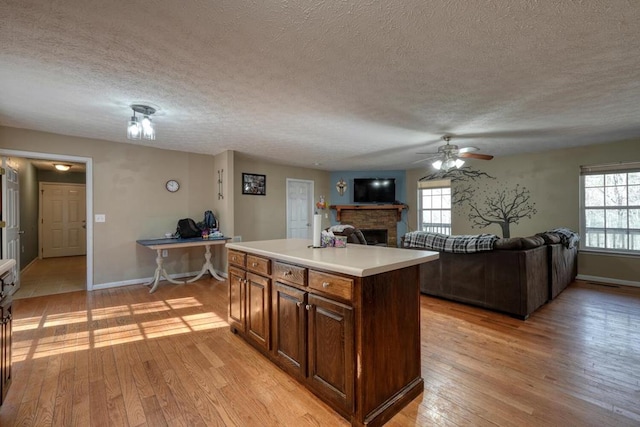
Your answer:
405,232 -> 578,319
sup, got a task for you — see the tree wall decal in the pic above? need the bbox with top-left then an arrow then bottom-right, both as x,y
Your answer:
420,167 -> 495,205
467,184 -> 537,237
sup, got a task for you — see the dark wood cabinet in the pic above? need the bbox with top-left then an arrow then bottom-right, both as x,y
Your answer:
272,282 -> 306,377
245,272 -> 270,350
0,295 -> 12,406
271,280 -> 354,414
228,245 -> 425,427
228,251 -> 271,351
307,293 -> 353,413
228,266 -> 245,333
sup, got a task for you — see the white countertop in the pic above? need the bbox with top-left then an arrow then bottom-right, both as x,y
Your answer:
226,239 -> 438,277
0,259 -> 16,276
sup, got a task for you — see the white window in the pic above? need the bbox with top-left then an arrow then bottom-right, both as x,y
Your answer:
580,162 -> 640,254
418,180 -> 451,234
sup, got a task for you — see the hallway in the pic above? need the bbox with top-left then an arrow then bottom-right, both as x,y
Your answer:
13,256 -> 86,299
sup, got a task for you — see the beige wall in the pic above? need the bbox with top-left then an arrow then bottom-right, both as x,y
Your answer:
234,153 -> 331,242
1,126 -> 224,286
1,126 -> 331,287
4,125 -> 637,286
406,137 -> 640,284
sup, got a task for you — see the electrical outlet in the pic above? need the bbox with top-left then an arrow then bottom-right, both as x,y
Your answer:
233,235 -> 242,242
324,213 -> 328,219
162,250 -> 168,257
95,214 -> 106,223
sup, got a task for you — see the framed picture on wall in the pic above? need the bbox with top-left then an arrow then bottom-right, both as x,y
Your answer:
242,173 -> 266,195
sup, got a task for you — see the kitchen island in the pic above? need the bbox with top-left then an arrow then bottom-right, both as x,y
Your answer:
226,239 -> 438,426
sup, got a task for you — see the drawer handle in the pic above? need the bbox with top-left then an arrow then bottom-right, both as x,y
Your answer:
284,271 -> 292,276
252,262 -> 258,267
322,282 -> 330,288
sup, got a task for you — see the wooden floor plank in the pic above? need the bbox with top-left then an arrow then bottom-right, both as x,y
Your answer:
2,279 -> 640,426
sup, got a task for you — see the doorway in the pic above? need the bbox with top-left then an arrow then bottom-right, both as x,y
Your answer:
286,178 -> 314,239
0,149 -> 93,296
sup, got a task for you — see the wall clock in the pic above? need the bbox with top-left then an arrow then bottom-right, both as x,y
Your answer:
165,179 -> 180,192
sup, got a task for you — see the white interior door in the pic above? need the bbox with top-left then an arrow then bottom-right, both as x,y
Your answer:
41,183 -> 87,258
1,158 -> 20,289
286,179 -> 314,239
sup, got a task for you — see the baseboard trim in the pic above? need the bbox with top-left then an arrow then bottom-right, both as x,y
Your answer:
91,269 -> 228,291
576,274 -> 640,289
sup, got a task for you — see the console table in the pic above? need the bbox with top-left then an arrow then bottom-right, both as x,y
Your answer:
136,237 -> 230,293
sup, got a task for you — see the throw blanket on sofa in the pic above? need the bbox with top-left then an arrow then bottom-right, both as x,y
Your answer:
548,228 -> 581,249
403,231 -> 499,253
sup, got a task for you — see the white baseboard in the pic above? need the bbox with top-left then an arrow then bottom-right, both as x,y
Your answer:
91,269 -> 228,291
576,274 -> 640,288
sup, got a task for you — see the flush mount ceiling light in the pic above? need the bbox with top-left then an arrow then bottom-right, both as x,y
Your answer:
54,164 -> 71,171
127,104 -> 156,140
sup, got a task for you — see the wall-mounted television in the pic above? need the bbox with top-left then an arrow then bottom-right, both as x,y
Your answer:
353,178 -> 396,204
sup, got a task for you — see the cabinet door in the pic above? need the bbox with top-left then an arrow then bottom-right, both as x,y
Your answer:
228,266 -> 246,333
272,282 -> 306,378
307,294 -> 354,413
0,298 -> 12,405
246,272 -> 270,351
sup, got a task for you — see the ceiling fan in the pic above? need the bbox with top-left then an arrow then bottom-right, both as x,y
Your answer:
415,136 -> 494,170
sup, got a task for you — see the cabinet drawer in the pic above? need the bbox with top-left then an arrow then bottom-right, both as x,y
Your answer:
274,262 -> 307,287
309,270 -> 353,301
228,250 -> 246,267
247,255 -> 271,276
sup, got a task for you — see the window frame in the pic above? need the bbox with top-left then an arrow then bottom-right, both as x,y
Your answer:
579,162 -> 640,256
417,179 -> 452,235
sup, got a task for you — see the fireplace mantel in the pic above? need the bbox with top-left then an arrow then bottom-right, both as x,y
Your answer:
329,204 -> 406,221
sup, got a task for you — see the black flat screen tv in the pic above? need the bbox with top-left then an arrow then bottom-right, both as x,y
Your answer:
353,178 -> 396,204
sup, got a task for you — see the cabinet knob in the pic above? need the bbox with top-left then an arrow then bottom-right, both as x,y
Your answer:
322,282 -> 330,288
305,304 -> 312,311
296,302 -> 302,307
252,262 -> 258,267
284,271 -> 292,276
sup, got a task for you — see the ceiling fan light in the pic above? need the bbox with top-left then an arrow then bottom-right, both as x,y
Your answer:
442,158 -> 457,170
432,160 -> 443,170
127,116 -> 142,140
454,158 -> 465,168
54,164 -> 71,171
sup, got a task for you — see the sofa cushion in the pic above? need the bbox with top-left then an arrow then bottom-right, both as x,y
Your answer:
536,232 -> 562,244
494,237 -> 523,250
522,236 -> 545,249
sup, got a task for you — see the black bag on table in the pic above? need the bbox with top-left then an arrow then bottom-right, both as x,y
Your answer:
176,218 -> 201,238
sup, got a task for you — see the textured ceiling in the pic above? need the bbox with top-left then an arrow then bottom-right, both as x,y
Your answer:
1,1 -> 639,171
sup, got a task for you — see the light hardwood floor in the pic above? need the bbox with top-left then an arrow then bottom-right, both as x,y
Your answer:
13,256 -> 86,299
1,278 -> 639,426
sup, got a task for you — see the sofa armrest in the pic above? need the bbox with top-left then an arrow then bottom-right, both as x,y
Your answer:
548,244 -> 578,299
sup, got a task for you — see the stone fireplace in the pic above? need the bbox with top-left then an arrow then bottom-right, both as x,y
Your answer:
332,205 -> 405,247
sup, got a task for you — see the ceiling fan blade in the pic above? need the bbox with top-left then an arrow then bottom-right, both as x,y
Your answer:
459,152 -> 494,160
458,146 -> 479,154
412,156 -> 439,164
